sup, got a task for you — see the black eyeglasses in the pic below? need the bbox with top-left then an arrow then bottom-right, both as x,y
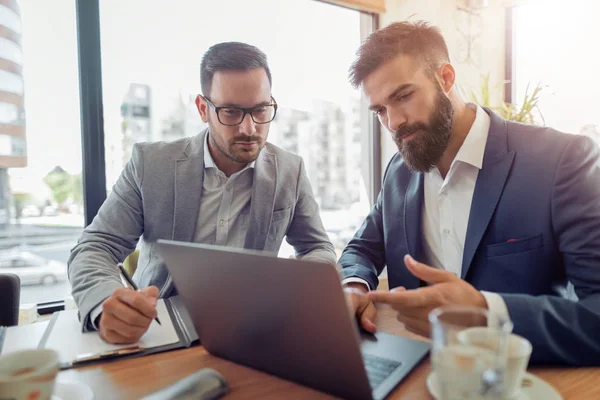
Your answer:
203,96 -> 278,126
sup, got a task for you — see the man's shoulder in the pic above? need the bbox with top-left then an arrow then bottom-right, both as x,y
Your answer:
505,121 -> 598,161
134,136 -> 194,156
505,120 -> 568,140
133,135 -> 199,162
263,142 -> 303,169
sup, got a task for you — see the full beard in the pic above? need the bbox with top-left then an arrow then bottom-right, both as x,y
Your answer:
393,89 -> 454,172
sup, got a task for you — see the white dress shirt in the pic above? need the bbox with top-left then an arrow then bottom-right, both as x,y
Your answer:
193,134 -> 255,247
344,105 -> 509,319
91,133 -> 256,328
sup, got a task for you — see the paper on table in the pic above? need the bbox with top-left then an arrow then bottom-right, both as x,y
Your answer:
43,299 -> 180,364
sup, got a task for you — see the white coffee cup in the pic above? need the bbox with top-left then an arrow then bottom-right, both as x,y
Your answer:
457,327 -> 532,399
0,349 -> 60,400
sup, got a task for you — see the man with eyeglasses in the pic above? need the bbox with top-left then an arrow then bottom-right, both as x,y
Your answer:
68,42 -> 336,344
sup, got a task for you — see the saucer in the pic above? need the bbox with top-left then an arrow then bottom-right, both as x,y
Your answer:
51,380 -> 94,400
426,371 -> 563,400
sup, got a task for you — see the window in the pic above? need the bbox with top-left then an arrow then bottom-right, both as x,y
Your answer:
10,135 -> 26,156
0,70 -> 23,94
99,0 -> 374,257
514,0 -> 600,139
0,0 -> 83,305
0,3 -> 21,34
0,102 -> 24,124
0,134 -> 25,156
0,37 -> 23,65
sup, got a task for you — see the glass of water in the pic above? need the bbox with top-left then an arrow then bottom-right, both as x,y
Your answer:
429,306 -> 514,400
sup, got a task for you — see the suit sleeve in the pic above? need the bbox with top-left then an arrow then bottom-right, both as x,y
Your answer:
337,157 -> 396,290
285,159 -> 337,265
68,144 -> 146,331
337,192 -> 387,290
502,135 -> 600,365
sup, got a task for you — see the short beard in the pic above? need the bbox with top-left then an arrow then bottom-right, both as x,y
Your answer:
208,121 -> 265,164
393,89 -> 454,172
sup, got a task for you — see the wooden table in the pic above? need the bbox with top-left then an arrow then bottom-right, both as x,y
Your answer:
14,304 -> 594,399
4,299 -> 600,399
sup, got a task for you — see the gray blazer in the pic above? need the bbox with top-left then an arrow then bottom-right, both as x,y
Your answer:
68,130 -> 336,328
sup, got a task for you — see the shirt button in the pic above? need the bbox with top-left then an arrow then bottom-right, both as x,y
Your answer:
443,228 -> 450,235
226,185 -> 231,191
219,220 -> 224,226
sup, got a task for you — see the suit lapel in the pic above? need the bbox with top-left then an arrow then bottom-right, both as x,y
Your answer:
172,131 -> 206,241
404,171 -> 424,260
244,150 -> 277,250
461,110 -> 515,279
402,170 -> 424,288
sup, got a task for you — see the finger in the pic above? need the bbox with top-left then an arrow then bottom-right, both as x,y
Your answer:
366,290 -> 397,303
346,290 -> 377,332
390,286 -> 406,293
344,291 -> 361,317
139,286 -> 159,299
98,313 -> 133,344
103,296 -> 153,328
101,327 -> 136,344
115,288 -> 158,319
360,302 -> 377,333
367,290 -> 426,308
101,313 -> 148,341
404,254 -> 456,285
396,313 -> 431,337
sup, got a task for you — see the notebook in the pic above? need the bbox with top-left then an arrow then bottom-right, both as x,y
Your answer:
38,296 -> 198,369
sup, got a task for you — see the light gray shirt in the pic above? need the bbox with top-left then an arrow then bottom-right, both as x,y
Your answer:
193,134 -> 255,247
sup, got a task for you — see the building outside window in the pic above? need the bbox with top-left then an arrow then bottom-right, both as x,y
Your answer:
0,0 -> 83,306
100,0 -> 374,258
0,0 -> 376,306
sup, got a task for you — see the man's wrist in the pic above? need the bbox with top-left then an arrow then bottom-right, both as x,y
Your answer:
344,282 -> 369,294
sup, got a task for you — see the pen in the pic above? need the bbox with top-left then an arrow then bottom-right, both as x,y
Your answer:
117,263 -> 161,325
71,345 -> 144,366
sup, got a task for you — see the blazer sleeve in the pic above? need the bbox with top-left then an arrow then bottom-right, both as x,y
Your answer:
502,135 -> 600,365
68,144 -> 146,331
284,158 -> 337,265
337,157 -> 397,290
337,192 -> 386,290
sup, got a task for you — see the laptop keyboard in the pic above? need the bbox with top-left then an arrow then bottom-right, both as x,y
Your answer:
363,353 -> 402,389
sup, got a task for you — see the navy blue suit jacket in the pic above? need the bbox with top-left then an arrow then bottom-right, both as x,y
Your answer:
339,109 -> 600,365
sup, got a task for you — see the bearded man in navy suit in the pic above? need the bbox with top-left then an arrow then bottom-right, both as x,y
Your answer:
340,21 -> 600,366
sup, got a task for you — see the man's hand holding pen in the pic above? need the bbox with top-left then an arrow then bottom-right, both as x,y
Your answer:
98,286 -> 160,344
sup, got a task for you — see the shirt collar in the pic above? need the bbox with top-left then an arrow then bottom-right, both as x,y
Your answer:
204,132 -> 256,172
453,104 -> 491,170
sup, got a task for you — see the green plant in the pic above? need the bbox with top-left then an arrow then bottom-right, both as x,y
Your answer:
43,167 -> 81,206
470,74 -> 546,125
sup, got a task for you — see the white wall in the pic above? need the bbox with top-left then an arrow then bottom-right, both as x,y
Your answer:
379,0 -> 507,171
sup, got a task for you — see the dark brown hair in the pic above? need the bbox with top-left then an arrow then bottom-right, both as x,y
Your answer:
200,42 -> 272,96
349,21 -> 450,88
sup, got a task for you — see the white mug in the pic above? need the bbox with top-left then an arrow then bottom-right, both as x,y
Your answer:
457,327 -> 532,398
0,349 -> 60,400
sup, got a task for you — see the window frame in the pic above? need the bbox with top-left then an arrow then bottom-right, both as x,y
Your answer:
76,0 -> 380,222
30,0 -> 381,314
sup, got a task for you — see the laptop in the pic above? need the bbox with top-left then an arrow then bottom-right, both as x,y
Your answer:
156,240 -> 430,400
